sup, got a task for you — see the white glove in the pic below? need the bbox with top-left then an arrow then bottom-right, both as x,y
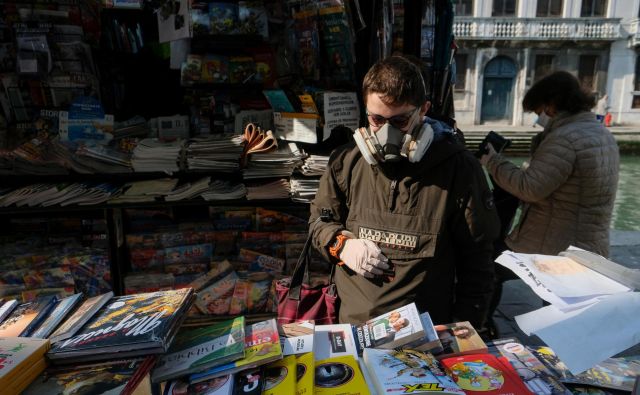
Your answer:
339,239 -> 390,278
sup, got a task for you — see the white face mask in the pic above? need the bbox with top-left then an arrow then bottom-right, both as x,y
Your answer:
536,111 -> 551,128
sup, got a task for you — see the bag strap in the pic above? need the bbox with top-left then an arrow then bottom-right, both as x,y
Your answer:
288,210 -> 335,301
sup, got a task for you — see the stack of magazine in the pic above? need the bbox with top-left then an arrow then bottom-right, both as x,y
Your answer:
131,138 -> 183,173
185,134 -> 244,172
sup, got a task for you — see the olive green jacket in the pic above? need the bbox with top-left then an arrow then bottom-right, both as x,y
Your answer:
309,133 -> 500,328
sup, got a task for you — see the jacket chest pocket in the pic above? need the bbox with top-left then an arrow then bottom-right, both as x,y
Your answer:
346,209 -> 441,259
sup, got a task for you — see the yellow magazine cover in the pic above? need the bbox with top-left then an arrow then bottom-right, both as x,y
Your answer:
296,352 -> 314,395
262,354 -> 296,395
315,355 -> 370,395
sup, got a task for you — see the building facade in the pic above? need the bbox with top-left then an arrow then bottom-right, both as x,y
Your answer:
452,0 -> 640,126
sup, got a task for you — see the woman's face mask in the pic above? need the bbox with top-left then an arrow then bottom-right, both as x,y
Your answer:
536,111 -> 552,128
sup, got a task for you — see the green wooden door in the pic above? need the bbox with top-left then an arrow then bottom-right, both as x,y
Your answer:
481,57 -> 517,122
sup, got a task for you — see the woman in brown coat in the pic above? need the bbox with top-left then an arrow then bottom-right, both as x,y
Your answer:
480,71 -> 619,330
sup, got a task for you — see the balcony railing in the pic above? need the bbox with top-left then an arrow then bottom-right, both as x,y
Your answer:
629,18 -> 640,47
454,17 -> 622,41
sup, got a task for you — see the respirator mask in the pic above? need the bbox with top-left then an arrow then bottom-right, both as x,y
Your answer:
353,115 -> 434,165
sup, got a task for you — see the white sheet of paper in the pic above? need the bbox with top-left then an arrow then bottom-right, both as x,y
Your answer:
515,303 -> 588,336
323,92 -> 360,141
496,251 -> 630,311
531,292 -> 640,374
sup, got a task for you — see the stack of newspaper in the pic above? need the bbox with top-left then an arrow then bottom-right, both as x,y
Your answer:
245,178 -> 290,200
164,177 -> 211,202
185,134 -> 244,172
108,178 -> 178,204
290,176 -> 320,203
201,180 -> 247,201
299,153 -> 329,176
243,142 -> 304,179
131,138 -> 183,173
0,182 -> 121,207
74,143 -> 133,173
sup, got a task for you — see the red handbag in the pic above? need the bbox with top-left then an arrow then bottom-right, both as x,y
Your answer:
276,230 -> 339,325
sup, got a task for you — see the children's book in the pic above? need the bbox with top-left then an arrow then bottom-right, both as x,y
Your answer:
0,295 -> 57,337
189,318 -> 282,384
23,356 -> 155,395
151,316 -> 245,382
195,271 -> 238,315
262,354 -> 296,395
488,338 -> 572,395
233,366 -> 265,394
363,348 -> 464,395
48,291 -> 113,343
163,374 -> 234,395
400,311 -> 443,355
314,324 -> 359,361
529,345 -> 640,392
279,320 -> 315,356
0,337 -> 49,388
352,302 -> 424,354
296,352 -> 314,395
0,299 -> 18,324
434,321 -> 488,359
48,288 -> 194,364
314,355 -> 370,395
440,353 -> 532,394
31,293 -> 83,339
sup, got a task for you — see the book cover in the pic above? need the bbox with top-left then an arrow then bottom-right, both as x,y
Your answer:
7,356 -> 47,395
151,316 -> 245,382
401,312 -> 443,355
314,355 -> 370,395
48,288 -> 194,363
262,354 -> 296,395
363,348 -> 464,395
353,302 -> 424,354
49,291 -> 113,344
31,293 -> 83,339
434,321 -> 488,359
23,356 -> 155,395
296,352 -> 314,395
233,366 -> 265,394
189,318 -> 282,384
0,296 -> 57,337
489,338 -> 572,395
313,324 -> 359,361
279,320 -> 315,356
209,2 -> 239,34
262,90 -> 296,113
202,55 -> 229,83
195,271 -> 238,315
163,374 -> 234,395
440,353 -> 532,394
0,337 -> 49,388
529,345 -> 640,392
0,299 -> 18,324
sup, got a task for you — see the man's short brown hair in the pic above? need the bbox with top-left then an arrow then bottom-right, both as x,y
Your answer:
363,56 -> 428,107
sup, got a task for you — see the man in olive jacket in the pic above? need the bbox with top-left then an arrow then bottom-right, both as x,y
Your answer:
309,56 -> 500,329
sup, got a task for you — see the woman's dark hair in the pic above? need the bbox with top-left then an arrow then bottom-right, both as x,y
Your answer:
522,71 -> 596,114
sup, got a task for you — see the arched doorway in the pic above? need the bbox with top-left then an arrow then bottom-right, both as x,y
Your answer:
481,56 -> 517,123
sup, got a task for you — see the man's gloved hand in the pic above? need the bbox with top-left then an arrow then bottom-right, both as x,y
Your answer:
339,239 -> 390,278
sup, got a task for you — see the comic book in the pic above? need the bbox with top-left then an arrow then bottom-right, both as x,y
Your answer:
31,293 -> 83,339
399,311 -> 443,355
529,345 -> 640,392
434,321 -> 488,359
0,337 -> 49,388
48,292 -> 113,343
0,295 -> 57,337
440,353 -> 532,394
151,316 -> 245,382
233,366 -> 265,394
163,374 -> 234,395
195,271 -> 238,315
353,302 -> 425,354
488,338 -> 572,395
48,288 -> 194,364
296,352 -> 314,395
237,249 -> 285,274
0,299 -> 18,324
363,348 -> 464,395
22,356 -> 155,395
187,260 -> 233,292
314,355 -> 370,395
262,354 -> 296,395
189,318 -> 282,384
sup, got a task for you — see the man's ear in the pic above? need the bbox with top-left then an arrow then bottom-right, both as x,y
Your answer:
420,101 -> 431,117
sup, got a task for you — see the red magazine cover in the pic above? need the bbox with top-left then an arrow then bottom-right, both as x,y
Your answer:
440,353 -> 533,394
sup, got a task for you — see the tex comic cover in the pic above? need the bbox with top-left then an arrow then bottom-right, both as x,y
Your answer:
48,288 -> 194,363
